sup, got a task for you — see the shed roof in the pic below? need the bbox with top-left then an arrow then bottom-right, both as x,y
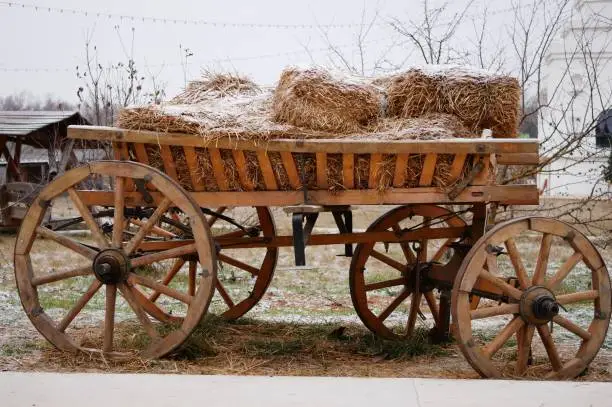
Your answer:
0,111 -> 89,148
0,111 -> 84,136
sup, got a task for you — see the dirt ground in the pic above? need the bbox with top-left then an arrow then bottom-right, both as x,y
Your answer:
0,205 -> 611,380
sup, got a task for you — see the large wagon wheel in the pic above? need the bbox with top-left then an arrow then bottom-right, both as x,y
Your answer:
350,205 -> 467,340
14,161 -> 216,359
452,217 -> 611,379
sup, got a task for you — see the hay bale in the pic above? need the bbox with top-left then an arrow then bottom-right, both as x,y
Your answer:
353,113 -> 476,141
117,107 -> 201,135
171,71 -> 259,104
271,67 -> 381,133
385,66 -> 520,138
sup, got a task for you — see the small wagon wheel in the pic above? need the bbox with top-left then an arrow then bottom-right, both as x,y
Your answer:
14,161 -> 216,359
210,206 -> 277,319
131,206 -> 277,320
451,217 -> 611,379
350,205 -> 467,340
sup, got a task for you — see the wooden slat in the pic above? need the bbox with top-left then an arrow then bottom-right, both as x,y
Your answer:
316,152 -> 328,189
256,150 -> 279,190
342,153 -> 354,189
112,142 -> 135,191
368,153 -> 382,189
133,143 -> 150,165
159,145 -> 179,181
419,153 -> 437,186
68,126 -> 540,155
79,184 -> 540,208
280,151 -> 301,189
208,148 -> 229,191
448,153 -> 467,183
393,154 -> 408,188
183,146 -> 206,191
232,150 -> 255,191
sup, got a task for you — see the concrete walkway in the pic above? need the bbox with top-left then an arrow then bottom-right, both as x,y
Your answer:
1,372 -> 611,406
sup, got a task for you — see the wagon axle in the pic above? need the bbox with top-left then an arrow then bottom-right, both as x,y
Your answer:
93,249 -> 130,285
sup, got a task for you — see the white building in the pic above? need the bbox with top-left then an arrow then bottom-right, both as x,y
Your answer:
539,0 -> 612,198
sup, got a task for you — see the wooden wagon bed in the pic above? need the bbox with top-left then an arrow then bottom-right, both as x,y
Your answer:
68,125 -> 539,207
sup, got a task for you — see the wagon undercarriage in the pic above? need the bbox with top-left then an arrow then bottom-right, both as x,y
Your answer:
12,126 -> 611,380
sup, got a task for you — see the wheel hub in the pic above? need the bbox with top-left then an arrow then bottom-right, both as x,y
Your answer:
519,286 -> 559,325
93,249 -> 130,284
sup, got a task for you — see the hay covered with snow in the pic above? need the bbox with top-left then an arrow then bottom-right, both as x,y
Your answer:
271,67 -> 381,133
385,66 -> 520,138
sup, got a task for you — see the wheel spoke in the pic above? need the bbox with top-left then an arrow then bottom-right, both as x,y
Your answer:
515,325 -> 535,375
365,277 -> 405,292
67,188 -> 109,249
215,279 -> 235,308
124,197 -> 173,255
129,273 -> 193,305
36,226 -> 97,260
532,233 -> 553,286
132,286 -> 181,324
188,260 -> 196,297
556,290 -> 599,305
392,224 -> 416,263
537,324 -> 562,371
218,253 -> 259,276
553,315 -> 592,341
131,243 -> 197,267
470,303 -> 519,320
57,280 -> 102,332
478,269 -> 523,300
378,289 -> 410,322
406,292 -> 422,337
424,291 -> 440,327
546,252 -> 583,291
505,238 -> 530,289
370,250 -> 407,273
482,316 -> 524,358
129,218 -> 177,238
118,283 -> 159,340
148,258 -> 186,302
208,206 -> 227,227
112,176 -> 126,248
431,238 -> 453,263
103,284 -> 117,353
32,265 -> 92,286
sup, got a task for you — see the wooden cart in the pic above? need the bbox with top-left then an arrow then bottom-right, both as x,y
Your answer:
14,125 -> 610,379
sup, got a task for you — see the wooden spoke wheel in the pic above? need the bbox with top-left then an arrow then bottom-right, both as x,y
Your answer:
129,206 -> 277,321
350,205 -> 467,340
451,217 -> 611,379
14,161 -> 216,359
210,207 -> 277,319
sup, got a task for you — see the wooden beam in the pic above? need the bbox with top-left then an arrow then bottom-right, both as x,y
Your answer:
280,151 -> 301,189
342,153 -> 354,189
368,153 -> 382,189
77,184 -> 539,207
68,126 -> 540,155
256,150 -> 279,190
158,145 -> 179,181
316,152 -> 328,189
392,154 -> 408,188
209,148 -> 229,191
419,153 -> 437,186
183,146 -> 206,191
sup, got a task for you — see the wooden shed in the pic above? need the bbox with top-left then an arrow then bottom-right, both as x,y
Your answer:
0,111 -> 89,228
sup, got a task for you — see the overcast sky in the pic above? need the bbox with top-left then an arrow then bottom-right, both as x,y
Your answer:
0,0 -> 527,103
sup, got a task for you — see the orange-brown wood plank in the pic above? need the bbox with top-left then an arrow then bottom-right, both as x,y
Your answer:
419,153 -> 438,186
133,143 -> 150,165
280,151 -> 301,190
368,153 -> 383,189
342,153 -> 354,189
316,152 -> 328,189
208,148 -> 229,191
256,150 -> 279,190
232,150 -> 255,191
448,153 -> 467,183
183,146 -> 206,191
159,145 -> 179,181
113,142 -> 135,191
392,154 -> 408,188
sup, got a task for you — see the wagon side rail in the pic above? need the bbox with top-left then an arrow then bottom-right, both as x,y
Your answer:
68,125 -> 540,207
